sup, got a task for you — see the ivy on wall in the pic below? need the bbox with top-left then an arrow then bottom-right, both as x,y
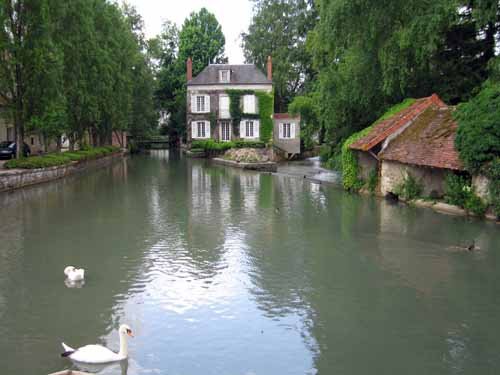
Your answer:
226,89 -> 274,143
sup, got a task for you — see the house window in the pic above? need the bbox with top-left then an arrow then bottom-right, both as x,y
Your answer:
192,94 -> 210,113
219,70 -> 230,83
279,122 -> 295,139
220,121 -> 231,141
243,95 -> 256,114
192,121 -> 210,139
219,95 -> 230,118
30,137 -> 35,145
240,119 -> 259,139
196,96 -> 205,112
6,127 -> 14,142
245,121 -> 254,138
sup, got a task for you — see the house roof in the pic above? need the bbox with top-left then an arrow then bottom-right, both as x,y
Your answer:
350,94 -> 447,152
187,64 -> 272,86
379,105 -> 463,170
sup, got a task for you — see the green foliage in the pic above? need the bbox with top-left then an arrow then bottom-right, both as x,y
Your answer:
444,173 -> 470,207
444,173 -> 487,216
310,0 -> 498,148
289,93 -> 321,149
255,91 -> 273,143
155,9 -> 226,143
455,81 -> 500,173
234,140 -> 266,149
242,0 -> 317,111
191,140 -> 234,151
394,174 -> 423,201
367,168 -> 379,194
485,158 -> 500,217
4,147 -> 119,169
340,98 -> 417,190
226,90 -> 274,143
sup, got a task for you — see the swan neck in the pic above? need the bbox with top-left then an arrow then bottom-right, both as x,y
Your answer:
118,332 -> 128,358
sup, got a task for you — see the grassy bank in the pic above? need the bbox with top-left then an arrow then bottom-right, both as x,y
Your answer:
5,146 -> 120,169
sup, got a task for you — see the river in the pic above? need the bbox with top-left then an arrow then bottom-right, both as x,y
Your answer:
0,150 -> 499,375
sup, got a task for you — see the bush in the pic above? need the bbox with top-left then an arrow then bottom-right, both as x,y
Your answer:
444,172 -> 487,216
485,158 -> 500,217
319,144 -> 331,162
444,173 -> 470,206
455,81 -> 500,173
395,174 -> 423,200
191,140 -> 234,151
233,140 -> 265,148
464,194 -> 487,216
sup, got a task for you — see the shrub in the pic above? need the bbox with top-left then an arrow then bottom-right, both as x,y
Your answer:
319,144 -> 331,162
464,194 -> 487,216
485,158 -> 500,217
191,140 -> 234,151
367,168 -> 379,194
233,140 -> 265,148
394,174 -> 423,200
4,146 -> 120,169
444,173 -> 470,206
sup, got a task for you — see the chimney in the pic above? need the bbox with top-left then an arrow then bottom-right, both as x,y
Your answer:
267,55 -> 272,81
187,57 -> 193,82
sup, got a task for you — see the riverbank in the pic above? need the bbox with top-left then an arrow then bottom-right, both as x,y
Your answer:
0,150 -> 126,193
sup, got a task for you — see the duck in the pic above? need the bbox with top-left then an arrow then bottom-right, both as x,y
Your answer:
64,266 -> 85,282
61,324 -> 134,364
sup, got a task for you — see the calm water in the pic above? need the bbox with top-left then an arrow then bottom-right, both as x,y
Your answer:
0,151 -> 499,375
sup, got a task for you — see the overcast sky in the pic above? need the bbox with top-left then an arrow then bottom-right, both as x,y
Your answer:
126,0 -> 254,63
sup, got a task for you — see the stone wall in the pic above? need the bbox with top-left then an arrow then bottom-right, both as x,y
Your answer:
356,151 -> 378,181
380,160 -> 448,197
0,151 -> 125,193
472,174 -> 490,202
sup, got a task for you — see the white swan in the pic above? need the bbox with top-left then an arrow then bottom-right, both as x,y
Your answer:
61,324 -> 134,364
64,266 -> 85,281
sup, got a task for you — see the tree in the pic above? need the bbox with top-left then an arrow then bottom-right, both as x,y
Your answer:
242,0 -> 317,112
310,0 -> 499,148
0,0 -> 66,157
155,8 -> 226,144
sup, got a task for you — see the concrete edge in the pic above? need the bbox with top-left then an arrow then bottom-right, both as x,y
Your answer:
212,158 -> 277,172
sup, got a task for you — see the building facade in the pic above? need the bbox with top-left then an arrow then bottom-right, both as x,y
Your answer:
186,57 -> 273,144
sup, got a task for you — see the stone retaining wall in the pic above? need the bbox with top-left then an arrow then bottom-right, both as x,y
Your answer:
212,157 -> 277,172
0,151 -> 125,193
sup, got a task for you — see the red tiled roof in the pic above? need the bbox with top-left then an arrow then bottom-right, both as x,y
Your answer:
379,106 -> 463,170
350,94 -> 446,152
273,113 -> 300,120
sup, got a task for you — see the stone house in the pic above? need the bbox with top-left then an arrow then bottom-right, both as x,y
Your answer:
273,113 -> 301,158
349,94 -> 471,198
186,57 -> 273,144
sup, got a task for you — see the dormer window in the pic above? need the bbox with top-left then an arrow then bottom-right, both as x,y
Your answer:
219,70 -> 230,83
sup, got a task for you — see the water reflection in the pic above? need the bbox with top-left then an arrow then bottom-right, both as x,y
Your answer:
0,151 -> 499,375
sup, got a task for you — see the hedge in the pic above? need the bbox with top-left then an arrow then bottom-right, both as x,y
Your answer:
191,140 -> 265,151
5,146 -> 120,169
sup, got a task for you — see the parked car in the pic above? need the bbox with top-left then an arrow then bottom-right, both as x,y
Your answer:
0,141 -> 31,159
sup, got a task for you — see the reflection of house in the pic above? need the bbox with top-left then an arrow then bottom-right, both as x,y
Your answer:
186,57 -> 273,143
349,94 -> 466,197
273,113 -> 301,158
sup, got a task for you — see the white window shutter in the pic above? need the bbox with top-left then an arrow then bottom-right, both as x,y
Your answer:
240,121 -> 245,138
254,120 -> 260,139
291,123 -> 296,139
191,121 -> 197,138
279,123 -> 283,139
250,95 -> 256,113
205,95 -> 210,113
205,121 -> 210,138
191,96 -> 197,113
